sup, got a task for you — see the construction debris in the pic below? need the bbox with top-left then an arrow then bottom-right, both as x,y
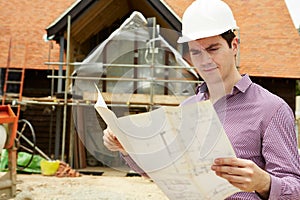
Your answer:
55,161 -> 81,177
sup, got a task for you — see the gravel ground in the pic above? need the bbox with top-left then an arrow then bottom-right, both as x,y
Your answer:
8,171 -> 168,200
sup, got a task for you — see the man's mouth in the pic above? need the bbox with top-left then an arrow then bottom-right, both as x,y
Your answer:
202,66 -> 217,72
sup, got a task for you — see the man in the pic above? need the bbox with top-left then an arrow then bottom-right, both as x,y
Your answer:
103,0 -> 300,199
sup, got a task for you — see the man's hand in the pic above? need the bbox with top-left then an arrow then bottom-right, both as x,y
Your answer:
211,157 -> 271,199
103,127 -> 128,156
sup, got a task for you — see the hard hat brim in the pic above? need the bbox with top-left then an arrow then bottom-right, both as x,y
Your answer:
177,27 -> 239,43
177,35 -> 193,43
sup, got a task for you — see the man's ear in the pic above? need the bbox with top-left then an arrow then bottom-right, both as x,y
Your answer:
232,37 -> 239,55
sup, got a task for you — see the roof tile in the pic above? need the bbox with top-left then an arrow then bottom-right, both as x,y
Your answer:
0,0 -> 75,70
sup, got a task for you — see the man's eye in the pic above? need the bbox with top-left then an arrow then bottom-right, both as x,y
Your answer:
190,50 -> 201,55
207,48 -> 219,52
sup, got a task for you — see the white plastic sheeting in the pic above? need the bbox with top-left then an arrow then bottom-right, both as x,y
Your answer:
73,11 -> 198,97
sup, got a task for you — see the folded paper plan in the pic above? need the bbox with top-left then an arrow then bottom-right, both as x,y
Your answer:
94,87 -> 239,199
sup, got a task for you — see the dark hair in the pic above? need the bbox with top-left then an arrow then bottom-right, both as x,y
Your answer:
221,30 -> 236,48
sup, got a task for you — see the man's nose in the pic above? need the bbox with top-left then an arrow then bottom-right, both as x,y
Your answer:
199,50 -> 213,65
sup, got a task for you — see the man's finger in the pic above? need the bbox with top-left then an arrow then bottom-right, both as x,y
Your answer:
214,157 -> 250,167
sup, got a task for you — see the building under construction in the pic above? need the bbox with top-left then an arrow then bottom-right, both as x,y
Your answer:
0,0 -> 300,179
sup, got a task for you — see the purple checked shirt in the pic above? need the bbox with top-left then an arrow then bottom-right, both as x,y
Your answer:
123,74 -> 300,199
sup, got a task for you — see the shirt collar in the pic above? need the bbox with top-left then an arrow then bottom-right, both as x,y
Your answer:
196,74 -> 252,97
233,74 -> 252,94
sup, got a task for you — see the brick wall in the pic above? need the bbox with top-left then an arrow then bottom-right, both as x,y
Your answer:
0,0 -> 76,69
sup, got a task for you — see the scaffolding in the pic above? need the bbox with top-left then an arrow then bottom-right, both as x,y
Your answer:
19,12 -> 201,169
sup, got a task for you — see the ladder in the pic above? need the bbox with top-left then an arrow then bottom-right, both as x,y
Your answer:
2,39 -> 26,117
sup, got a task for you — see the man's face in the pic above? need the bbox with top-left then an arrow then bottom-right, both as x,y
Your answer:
188,35 -> 238,85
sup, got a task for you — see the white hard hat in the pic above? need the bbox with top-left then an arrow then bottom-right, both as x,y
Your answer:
177,0 -> 238,43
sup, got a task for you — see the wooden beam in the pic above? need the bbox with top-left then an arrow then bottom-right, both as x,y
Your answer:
83,92 -> 188,106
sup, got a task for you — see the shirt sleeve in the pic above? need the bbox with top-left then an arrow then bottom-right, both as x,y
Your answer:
262,103 -> 300,199
121,154 -> 149,178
